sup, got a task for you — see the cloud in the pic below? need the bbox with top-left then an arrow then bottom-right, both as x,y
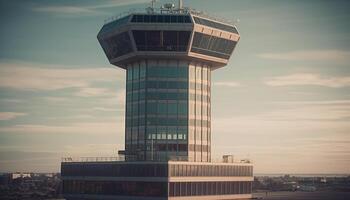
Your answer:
0,112 -> 27,121
213,81 -> 241,87
272,100 -> 350,106
264,73 -> 350,88
32,6 -> 104,16
258,50 -> 350,62
0,121 -> 123,135
0,98 -> 23,103
32,0 -> 149,17
93,107 -> 120,112
62,143 -> 123,156
97,89 -> 126,106
0,61 -> 124,91
0,143 -> 125,172
211,99 -> 350,173
44,97 -> 70,103
88,0 -> 150,9
75,87 -> 114,97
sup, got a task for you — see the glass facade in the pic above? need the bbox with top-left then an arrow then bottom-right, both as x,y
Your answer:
131,14 -> 191,23
132,30 -> 191,51
191,32 -> 237,59
193,16 -> 238,34
63,180 -> 167,197
125,60 -> 211,162
63,180 -> 251,197
62,163 -> 168,177
169,164 -> 253,177
99,31 -> 133,60
62,162 -> 253,198
126,60 -> 190,161
169,181 -> 252,196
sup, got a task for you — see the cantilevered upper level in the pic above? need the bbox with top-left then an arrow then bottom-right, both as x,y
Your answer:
97,7 -> 240,70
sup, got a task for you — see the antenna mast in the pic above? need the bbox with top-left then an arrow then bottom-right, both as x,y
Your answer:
178,0 -> 183,10
151,0 -> 156,12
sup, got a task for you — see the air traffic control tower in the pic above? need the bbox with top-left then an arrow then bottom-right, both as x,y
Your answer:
61,1 -> 253,199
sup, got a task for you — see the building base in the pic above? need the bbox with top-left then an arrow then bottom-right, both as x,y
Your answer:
61,160 -> 253,200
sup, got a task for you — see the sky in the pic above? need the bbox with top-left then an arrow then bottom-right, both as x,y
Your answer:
0,0 -> 349,174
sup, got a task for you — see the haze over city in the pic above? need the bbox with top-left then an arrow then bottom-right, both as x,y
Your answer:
0,0 -> 349,174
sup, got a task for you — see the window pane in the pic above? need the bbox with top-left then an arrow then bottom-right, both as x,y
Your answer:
178,102 -> 188,115
146,31 -> 161,50
168,103 -> 177,115
132,31 -> 146,50
158,103 -> 167,115
133,65 -> 139,80
140,65 -> 146,78
163,31 -> 177,51
147,102 -> 157,114
191,32 -> 235,59
105,32 -> 133,58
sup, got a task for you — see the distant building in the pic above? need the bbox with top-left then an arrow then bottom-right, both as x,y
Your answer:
0,173 -> 12,185
61,1 -> 253,199
11,172 -> 31,180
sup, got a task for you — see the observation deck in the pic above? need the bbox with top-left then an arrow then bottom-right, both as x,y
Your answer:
97,8 -> 240,70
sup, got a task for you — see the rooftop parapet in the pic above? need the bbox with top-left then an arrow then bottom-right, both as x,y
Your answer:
61,156 -> 251,164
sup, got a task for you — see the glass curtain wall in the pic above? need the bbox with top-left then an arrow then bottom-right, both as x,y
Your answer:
125,60 -> 189,161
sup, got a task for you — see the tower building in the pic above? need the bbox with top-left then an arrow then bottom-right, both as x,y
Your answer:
61,1 -> 253,199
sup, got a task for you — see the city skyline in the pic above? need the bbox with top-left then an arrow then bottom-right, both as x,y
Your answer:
0,0 -> 350,174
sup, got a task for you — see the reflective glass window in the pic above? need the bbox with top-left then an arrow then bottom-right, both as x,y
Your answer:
133,31 -> 190,52
104,31 -> 133,59
158,103 -> 167,114
133,31 -> 146,50
147,102 -> 157,114
147,31 -> 161,50
140,65 -> 146,78
168,103 -> 177,115
133,66 -> 139,80
170,15 -> 177,23
178,102 -> 188,115
157,15 -> 164,23
150,15 -> 157,22
164,15 -> 171,23
144,15 -> 150,22
178,67 -> 188,78
191,32 -> 236,59
131,14 -> 191,23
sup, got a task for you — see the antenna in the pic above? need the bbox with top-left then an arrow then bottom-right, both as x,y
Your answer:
178,0 -> 183,10
151,0 -> 156,12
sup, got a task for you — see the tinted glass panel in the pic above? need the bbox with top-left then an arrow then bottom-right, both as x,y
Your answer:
131,14 -> 192,23
102,32 -> 133,59
63,180 -> 167,197
147,31 -> 161,50
133,31 -> 190,52
191,32 -> 237,59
